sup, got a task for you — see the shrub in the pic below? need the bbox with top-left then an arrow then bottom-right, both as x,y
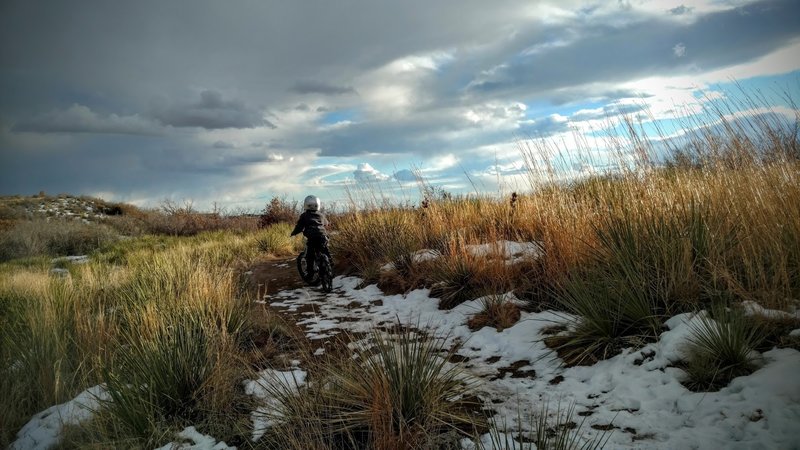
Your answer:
259,196 -> 299,228
332,210 -> 422,282
0,272 -> 105,446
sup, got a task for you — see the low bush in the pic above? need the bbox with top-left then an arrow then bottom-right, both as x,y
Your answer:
258,196 -> 299,228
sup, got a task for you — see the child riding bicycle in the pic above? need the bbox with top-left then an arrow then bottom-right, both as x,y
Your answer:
290,195 -> 331,285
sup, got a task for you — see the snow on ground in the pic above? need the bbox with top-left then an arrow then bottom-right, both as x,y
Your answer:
381,249 -> 442,271
10,385 -> 109,450
244,366 -> 308,442
51,255 -> 90,265
742,300 -> 800,320
263,277 -> 800,449
466,241 -> 542,264
153,427 -> 235,450
379,241 -> 542,272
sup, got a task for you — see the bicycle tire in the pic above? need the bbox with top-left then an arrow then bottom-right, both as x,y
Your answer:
319,254 -> 333,293
297,250 -> 319,284
296,251 -> 307,280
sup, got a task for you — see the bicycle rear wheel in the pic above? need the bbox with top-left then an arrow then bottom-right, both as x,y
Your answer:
319,254 -> 333,293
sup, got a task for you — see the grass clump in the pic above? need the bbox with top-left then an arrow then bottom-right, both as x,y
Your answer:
102,312 -> 241,444
261,328 -> 486,450
549,202 -> 731,365
468,294 -> 521,331
255,223 -> 302,256
481,399 -> 610,450
682,307 -> 765,392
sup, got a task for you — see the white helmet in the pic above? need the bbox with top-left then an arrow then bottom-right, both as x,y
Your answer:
303,195 -> 320,211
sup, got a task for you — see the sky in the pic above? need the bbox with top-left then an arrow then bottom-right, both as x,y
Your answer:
1,0 -> 799,211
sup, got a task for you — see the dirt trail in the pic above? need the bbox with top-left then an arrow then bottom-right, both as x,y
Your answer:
248,256 -> 303,297
245,256 -> 360,362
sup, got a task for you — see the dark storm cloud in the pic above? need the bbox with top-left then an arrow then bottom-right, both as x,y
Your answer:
290,81 -> 357,96
467,0 -> 800,98
0,135 -> 196,198
12,104 -> 159,135
150,90 -> 275,130
0,0 -> 531,117
668,5 -> 693,15
2,0 -> 799,205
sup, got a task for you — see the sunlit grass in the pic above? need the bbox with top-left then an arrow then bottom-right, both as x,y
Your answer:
0,227 -> 289,447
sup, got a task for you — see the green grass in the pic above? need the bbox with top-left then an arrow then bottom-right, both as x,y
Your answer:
682,306 -> 766,391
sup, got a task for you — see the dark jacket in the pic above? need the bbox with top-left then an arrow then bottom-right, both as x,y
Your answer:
290,211 -> 328,240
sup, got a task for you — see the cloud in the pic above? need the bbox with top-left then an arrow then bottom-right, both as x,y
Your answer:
213,140 -> 235,149
393,169 -> 419,182
290,81 -> 357,96
466,0 -> 800,98
518,114 -> 572,137
13,104 -> 158,135
151,90 -> 274,130
669,5 -> 694,15
2,0 -> 799,207
353,163 -> 390,182
570,102 -> 647,122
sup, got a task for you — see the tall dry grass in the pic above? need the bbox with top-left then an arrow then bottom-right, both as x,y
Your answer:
0,227 -> 296,447
334,91 -> 799,365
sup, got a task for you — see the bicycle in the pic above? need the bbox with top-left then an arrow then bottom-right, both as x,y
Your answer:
296,240 -> 333,293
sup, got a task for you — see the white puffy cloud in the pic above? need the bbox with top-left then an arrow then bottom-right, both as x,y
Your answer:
353,163 -> 391,182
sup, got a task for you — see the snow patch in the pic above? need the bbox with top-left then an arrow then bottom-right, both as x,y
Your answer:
741,300 -> 800,320
465,240 -> 542,264
10,385 -> 109,450
49,268 -> 70,277
264,276 -> 800,449
381,249 -> 442,271
153,426 -> 235,450
244,368 -> 307,442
